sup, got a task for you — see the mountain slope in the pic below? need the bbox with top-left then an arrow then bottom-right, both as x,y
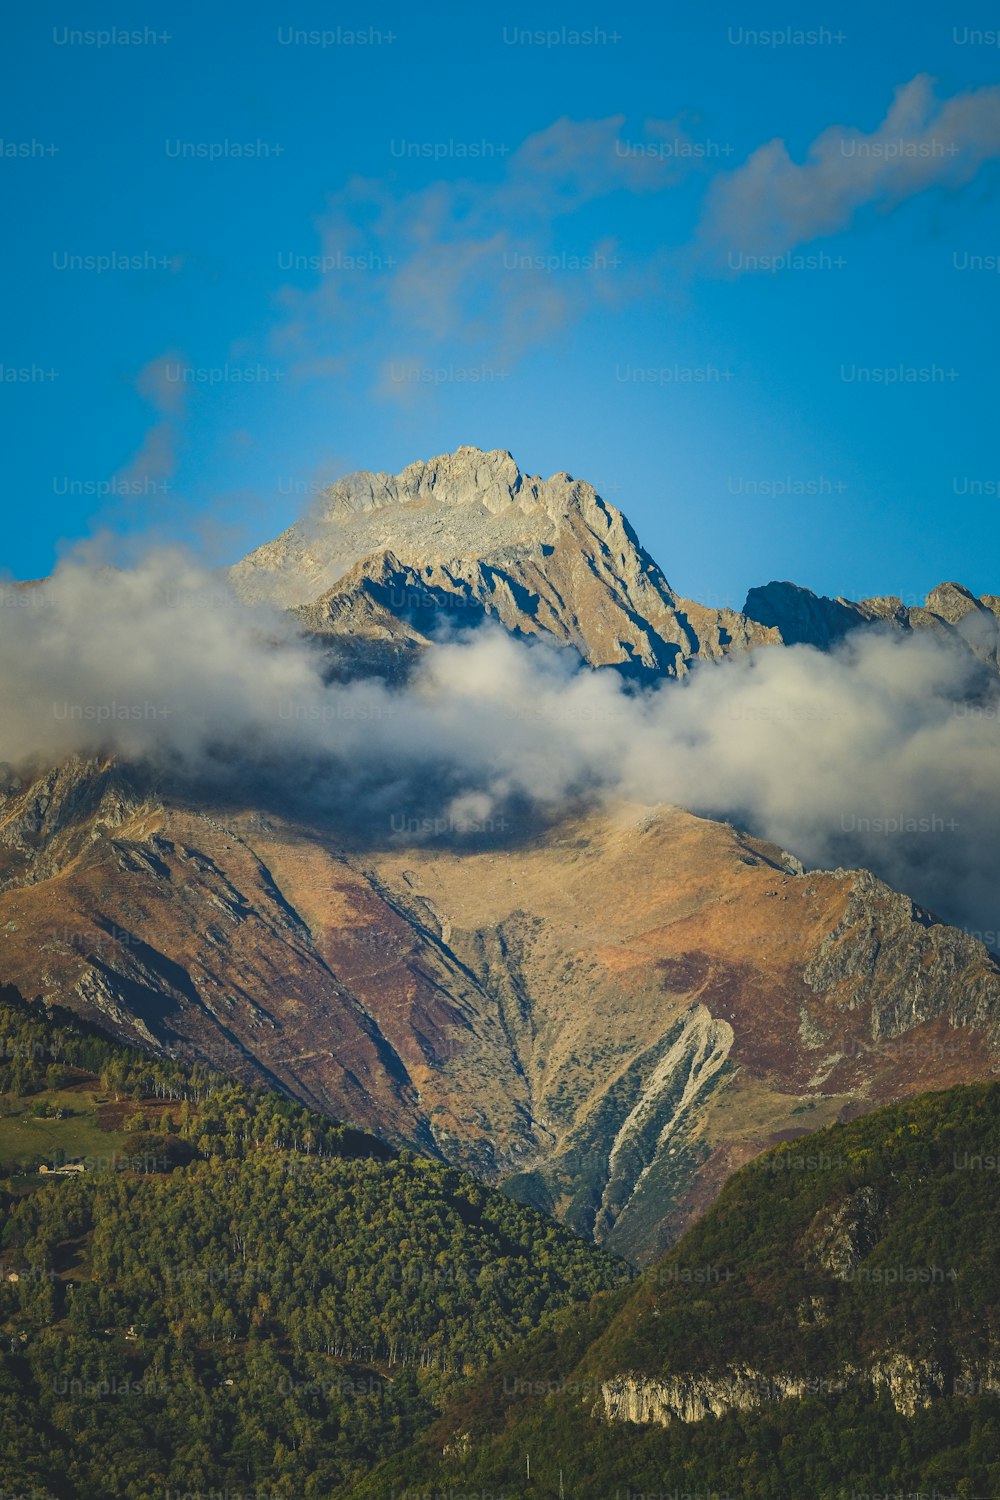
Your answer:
364,1082 -> 1000,1499
3,756 -> 999,1265
6,446 -> 1000,1264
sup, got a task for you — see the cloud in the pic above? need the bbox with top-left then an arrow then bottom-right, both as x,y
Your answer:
274,115 -> 690,382
699,74 -> 1000,261
497,114 -> 679,214
3,554 -> 1000,941
268,82 -> 1000,393
114,351 -> 187,491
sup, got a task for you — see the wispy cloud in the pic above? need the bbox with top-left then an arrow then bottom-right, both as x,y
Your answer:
114,350 -> 187,490
273,81 -> 1000,380
699,74 -> 1000,262
274,115 -> 692,386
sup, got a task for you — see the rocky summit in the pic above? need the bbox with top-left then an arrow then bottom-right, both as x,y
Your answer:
231,446 -> 1000,681
744,576 -> 1000,667
230,446 -> 778,680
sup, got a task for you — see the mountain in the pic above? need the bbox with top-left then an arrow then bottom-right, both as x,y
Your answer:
0,986 -> 626,1499
744,576 -> 1000,666
2,754 -> 999,1266
4,446 -> 1000,1265
364,1082 -> 1000,1499
231,445 -> 999,678
230,445 -> 779,680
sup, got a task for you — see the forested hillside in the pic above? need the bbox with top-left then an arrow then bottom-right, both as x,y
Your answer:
0,987 -> 627,1498
365,1083 -> 1000,1499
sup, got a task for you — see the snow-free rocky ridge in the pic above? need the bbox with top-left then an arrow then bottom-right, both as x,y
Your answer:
231,446 -> 1000,678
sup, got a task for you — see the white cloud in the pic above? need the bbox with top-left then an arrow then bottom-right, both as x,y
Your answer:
114,350 -> 187,489
3,554 -> 1000,939
700,75 -> 1000,261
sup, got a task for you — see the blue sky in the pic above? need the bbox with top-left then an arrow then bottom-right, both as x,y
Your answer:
4,1 -> 1000,609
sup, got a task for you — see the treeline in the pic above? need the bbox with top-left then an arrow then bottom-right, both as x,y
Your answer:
0,982 -> 384,1168
0,983 -> 221,1102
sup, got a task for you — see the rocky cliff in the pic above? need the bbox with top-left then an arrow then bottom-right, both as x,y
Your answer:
598,1354 -> 986,1426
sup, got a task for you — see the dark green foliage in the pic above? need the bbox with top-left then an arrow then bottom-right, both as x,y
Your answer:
588,1084 -> 1000,1380
370,1385 -> 1000,1499
0,986 -> 628,1498
363,1083 -> 1000,1498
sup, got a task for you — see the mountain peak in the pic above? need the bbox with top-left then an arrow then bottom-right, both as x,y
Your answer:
229,445 -> 779,674
742,580 -> 866,648
744,576 -> 1000,666
322,446 -> 541,519
924,579 -> 982,624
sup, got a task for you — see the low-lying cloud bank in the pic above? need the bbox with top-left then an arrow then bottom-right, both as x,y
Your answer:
2,553 -> 999,940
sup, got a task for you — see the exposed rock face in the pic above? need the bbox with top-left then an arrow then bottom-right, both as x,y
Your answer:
231,447 -> 779,679
600,1368 -> 844,1426
3,760 -> 1000,1264
804,1187 -> 886,1279
743,581 -> 873,649
956,1357 -> 1000,1399
802,870 -> 1000,1046
744,577 -> 1000,669
229,448 -> 999,681
599,1355 -> 968,1426
866,1355 -> 949,1417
